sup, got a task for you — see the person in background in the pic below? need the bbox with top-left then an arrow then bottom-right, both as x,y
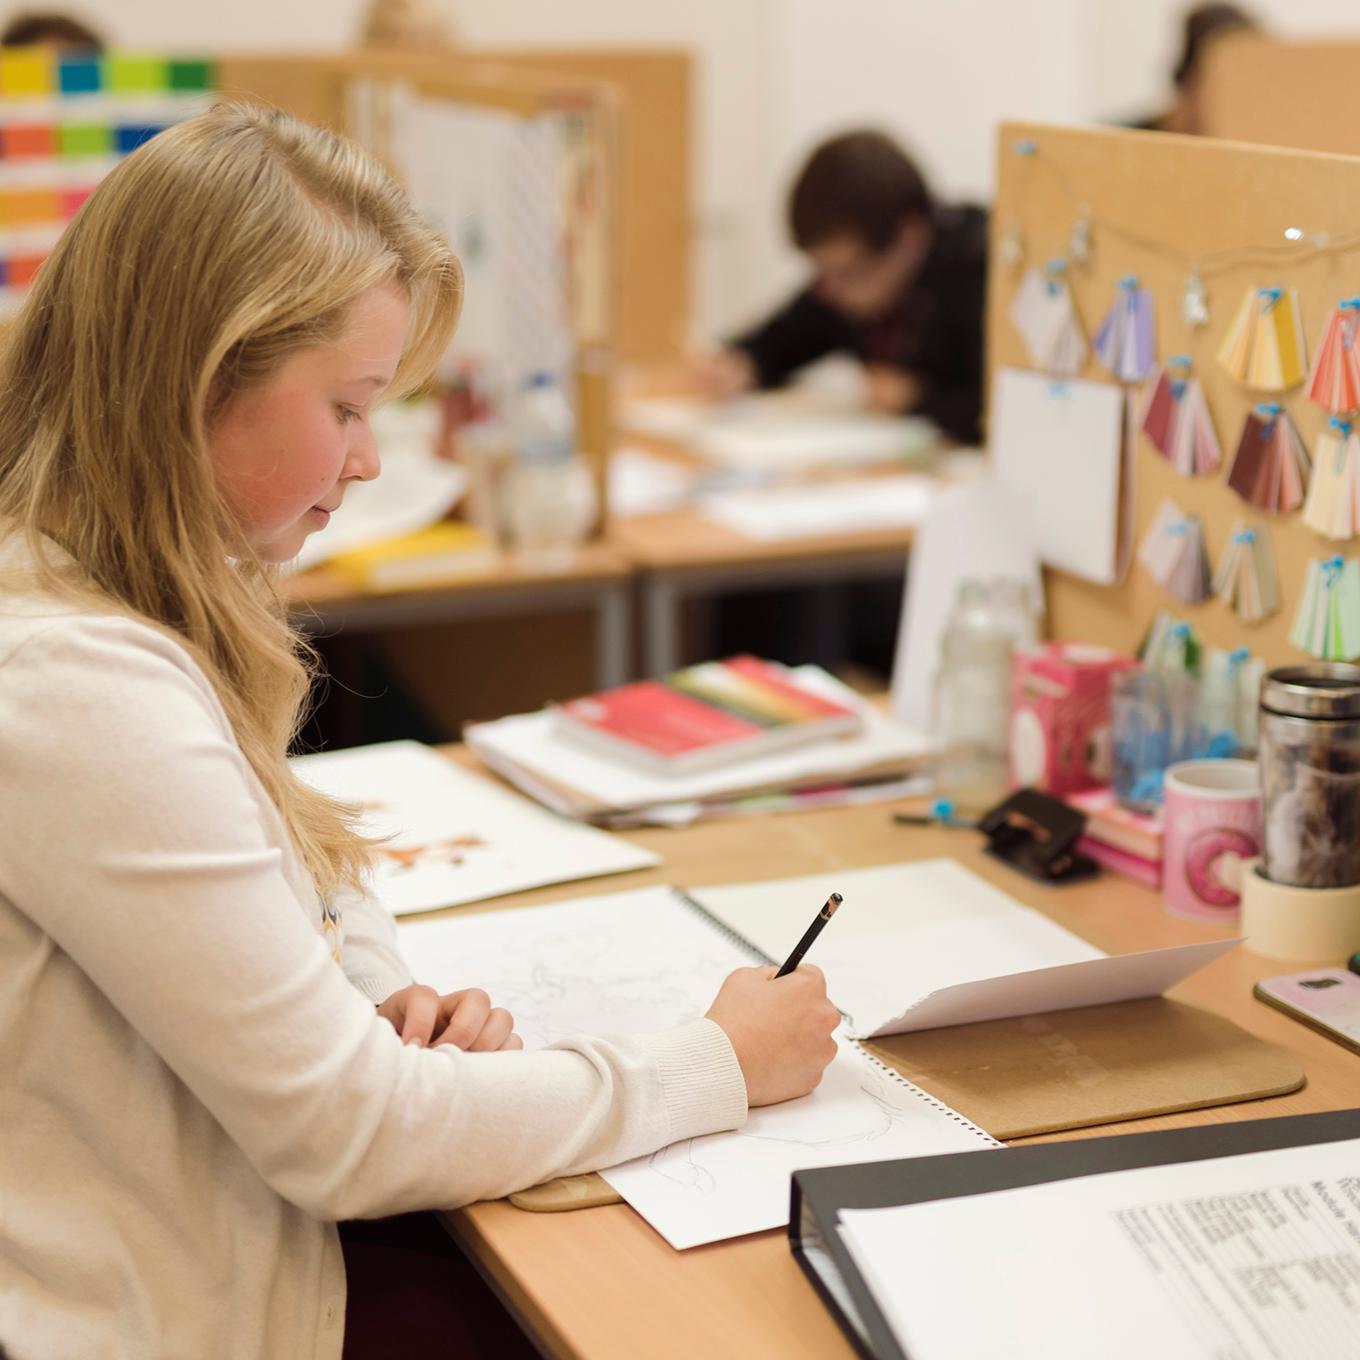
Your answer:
0,9 -> 101,46
1128,3 -> 1259,134
359,0 -> 456,48
697,129 -> 987,445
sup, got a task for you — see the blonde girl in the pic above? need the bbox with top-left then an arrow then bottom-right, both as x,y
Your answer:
0,103 -> 837,1358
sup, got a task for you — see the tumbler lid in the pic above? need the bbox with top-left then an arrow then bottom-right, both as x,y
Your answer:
1261,663 -> 1360,719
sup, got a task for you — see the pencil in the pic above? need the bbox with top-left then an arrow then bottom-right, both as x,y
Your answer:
774,892 -> 843,978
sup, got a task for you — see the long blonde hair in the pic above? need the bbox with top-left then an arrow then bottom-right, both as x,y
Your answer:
0,102 -> 462,899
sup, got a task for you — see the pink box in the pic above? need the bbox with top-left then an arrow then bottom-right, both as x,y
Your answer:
1009,643 -> 1138,796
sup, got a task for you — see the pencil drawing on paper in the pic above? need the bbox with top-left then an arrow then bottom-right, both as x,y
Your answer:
645,1063 -> 919,1195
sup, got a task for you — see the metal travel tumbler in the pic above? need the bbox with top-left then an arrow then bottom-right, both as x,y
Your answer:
1258,664 -> 1360,888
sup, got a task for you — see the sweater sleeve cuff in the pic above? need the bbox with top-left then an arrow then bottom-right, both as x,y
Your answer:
640,1018 -> 748,1143
346,970 -> 410,1005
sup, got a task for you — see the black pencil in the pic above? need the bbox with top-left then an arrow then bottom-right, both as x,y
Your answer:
774,892 -> 843,978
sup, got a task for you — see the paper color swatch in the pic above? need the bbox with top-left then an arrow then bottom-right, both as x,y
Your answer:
1137,498 -> 1211,605
1008,265 -> 1087,377
1225,405 -> 1311,512
1093,278 -> 1156,382
1139,365 -> 1222,476
1216,285 -> 1307,391
1301,418 -> 1360,541
1212,522 -> 1281,625
1290,556 -> 1360,660
1305,299 -> 1360,413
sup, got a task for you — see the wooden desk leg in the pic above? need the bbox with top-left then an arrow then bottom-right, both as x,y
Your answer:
643,575 -> 682,676
595,582 -> 631,688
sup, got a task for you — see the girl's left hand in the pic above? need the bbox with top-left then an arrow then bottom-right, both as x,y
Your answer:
376,984 -> 524,1052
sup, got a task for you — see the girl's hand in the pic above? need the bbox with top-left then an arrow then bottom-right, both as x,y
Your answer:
376,985 -> 523,1052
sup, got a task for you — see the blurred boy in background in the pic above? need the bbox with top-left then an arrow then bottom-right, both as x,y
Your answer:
699,129 -> 987,445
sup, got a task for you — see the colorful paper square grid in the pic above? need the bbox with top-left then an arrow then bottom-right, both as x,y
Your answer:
0,51 -> 216,99
0,50 -> 216,304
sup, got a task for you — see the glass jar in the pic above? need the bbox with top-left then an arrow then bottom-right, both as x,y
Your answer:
1258,664 -> 1360,887
506,457 -> 597,572
932,581 -> 1013,810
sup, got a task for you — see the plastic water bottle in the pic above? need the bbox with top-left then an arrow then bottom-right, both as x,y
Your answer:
507,372 -> 596,570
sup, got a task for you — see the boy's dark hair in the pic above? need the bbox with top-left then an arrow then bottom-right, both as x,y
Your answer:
789,130 -> 932,253
0,10 -> 102,47
1172,3 -> 1256,87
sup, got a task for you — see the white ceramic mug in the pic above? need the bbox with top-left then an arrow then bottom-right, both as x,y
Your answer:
1162,759 -> 1262,921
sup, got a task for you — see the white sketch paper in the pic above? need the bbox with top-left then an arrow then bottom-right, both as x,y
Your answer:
395,886 -> 994,1248
991,367 -> 1126,584
290,742 -> 658,915
690,860 -> 1102,1036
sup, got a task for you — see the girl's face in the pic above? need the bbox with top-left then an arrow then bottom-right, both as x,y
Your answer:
209,283 -> 410,563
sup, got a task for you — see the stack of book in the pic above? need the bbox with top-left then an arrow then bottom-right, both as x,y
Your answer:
1067,787 -> 1164,888
466,656 -> 933,825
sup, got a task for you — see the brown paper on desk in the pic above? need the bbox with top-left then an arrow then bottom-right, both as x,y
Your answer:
864,996 -> 1304,1140
508,998 -> 1304,1212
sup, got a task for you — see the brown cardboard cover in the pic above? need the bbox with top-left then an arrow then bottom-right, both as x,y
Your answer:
864,997 -> 1305,1140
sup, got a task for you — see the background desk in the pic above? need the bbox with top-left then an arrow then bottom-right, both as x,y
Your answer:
610,509 -> 915,676
280,545 -> 635,746
435,748 -> 1358,1360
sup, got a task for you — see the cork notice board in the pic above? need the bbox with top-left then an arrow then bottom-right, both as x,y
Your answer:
988,120 -> 1360,663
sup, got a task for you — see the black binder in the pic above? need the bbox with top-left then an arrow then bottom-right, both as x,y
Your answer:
789,1107 -> 1360,1360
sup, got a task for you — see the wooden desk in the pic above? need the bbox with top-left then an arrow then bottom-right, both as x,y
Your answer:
281,542 -> 635,689
610,507 -> 916,676
436,763 -> 1357,1360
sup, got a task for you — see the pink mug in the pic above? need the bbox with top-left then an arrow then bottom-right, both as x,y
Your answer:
1162,759 -> 1262,921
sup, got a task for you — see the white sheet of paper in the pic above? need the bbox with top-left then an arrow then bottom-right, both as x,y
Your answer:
608,448 -> 702,518
876,936 -> 1240,1035
889,477 -> 1043,730
290,742 -> 657,914
698,475 -> 936,541
467,669 -> 933,816
697,414 -> 936,472
291,402 -> 468,572
991,367 -> 1125,585
837,1138 -> 1360,1360
396,886 -> 993,1249
616,393 -> 936,472
689,860 -> 1102,1036
602,1031 -> 992,1249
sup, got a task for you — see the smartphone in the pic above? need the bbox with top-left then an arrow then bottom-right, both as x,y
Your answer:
1254,968 -> 1360,1056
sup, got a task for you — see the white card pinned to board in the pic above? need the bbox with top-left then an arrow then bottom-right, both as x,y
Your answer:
990,368 -> 1127,585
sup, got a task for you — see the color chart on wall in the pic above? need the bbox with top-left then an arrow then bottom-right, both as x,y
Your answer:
0,49 -> 215,313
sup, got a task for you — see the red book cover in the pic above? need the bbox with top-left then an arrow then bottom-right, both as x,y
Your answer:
554,658 -> 862,773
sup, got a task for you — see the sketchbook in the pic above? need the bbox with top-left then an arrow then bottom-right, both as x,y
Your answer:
289,741 -> 658,915
395,885 -> 995,1250
689,860 -> 1236,1039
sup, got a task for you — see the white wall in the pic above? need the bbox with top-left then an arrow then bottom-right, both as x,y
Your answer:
56,0 -> 1360,336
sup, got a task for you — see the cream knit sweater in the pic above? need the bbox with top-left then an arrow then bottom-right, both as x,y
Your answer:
0,543 -> 747,1360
